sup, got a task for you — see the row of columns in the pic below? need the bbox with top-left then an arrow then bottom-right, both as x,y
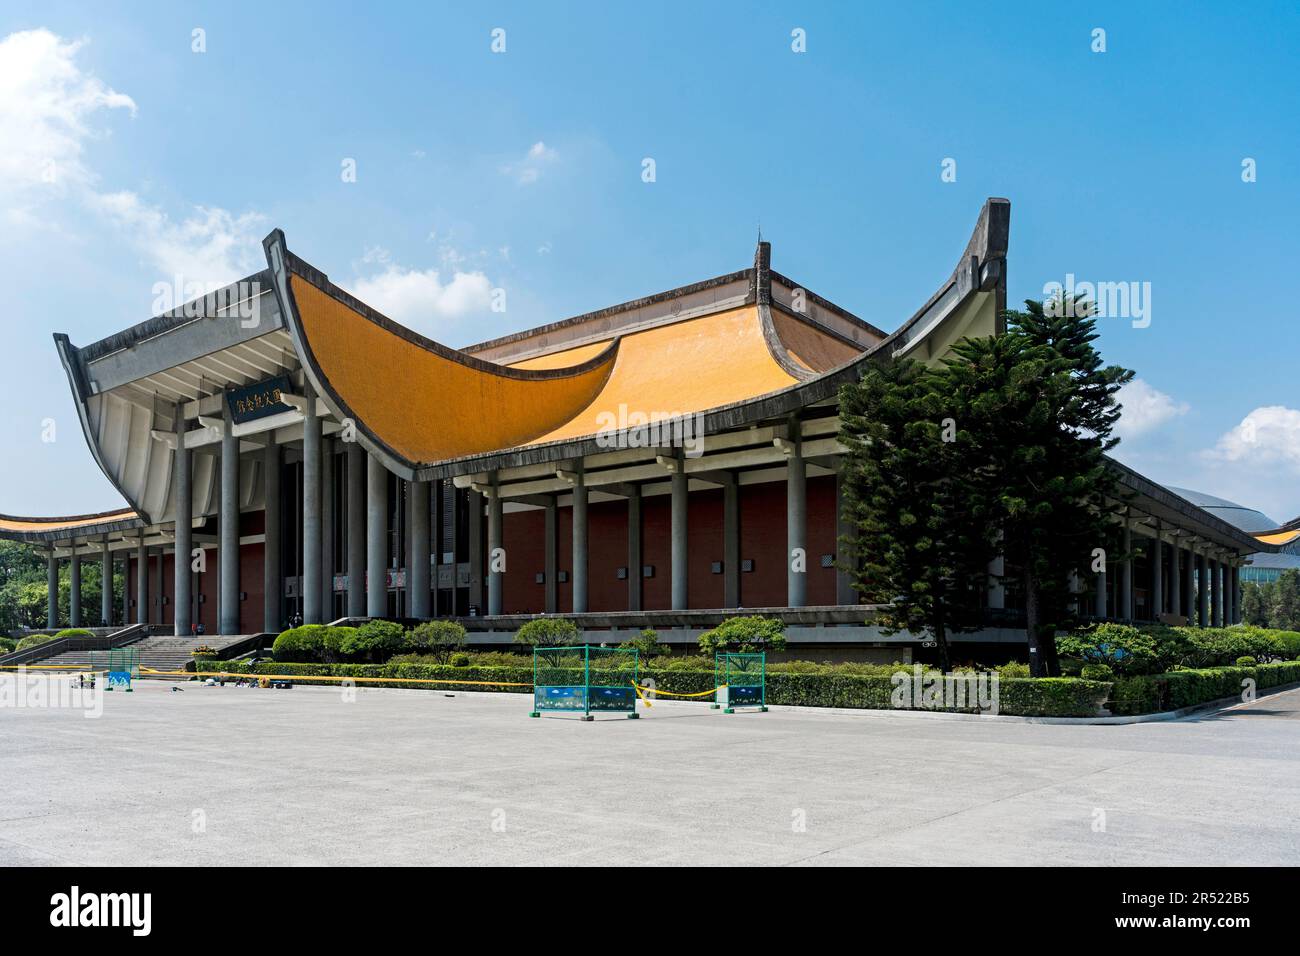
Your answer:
43,535 -> 145,630
1098,521 -> 1242,627
481,437 -> 821,615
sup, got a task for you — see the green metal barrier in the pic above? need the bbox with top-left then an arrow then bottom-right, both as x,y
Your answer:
712,652 -> 766,713
530,645 -> 640,720
91,647 -> 138,692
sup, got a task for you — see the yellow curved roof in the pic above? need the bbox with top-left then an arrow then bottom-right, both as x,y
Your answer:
522,306 -> 801,445
1255,528 -> 1300,547
292,276 -> 620,463
294,269 -> 861,465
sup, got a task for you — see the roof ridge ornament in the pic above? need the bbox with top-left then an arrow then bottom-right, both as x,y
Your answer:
753,237 -> 772,306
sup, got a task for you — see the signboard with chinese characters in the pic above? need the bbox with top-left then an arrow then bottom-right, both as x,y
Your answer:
226,375 -> 293,424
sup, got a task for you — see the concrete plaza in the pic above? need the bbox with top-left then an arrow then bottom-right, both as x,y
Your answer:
1,679 -> 1297,866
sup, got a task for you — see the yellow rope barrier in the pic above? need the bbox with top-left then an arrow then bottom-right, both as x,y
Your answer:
630,681 -> 723,707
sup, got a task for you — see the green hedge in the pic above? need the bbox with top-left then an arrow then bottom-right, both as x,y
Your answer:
190,659 -> 1108,717
1111,662 -> 1300,715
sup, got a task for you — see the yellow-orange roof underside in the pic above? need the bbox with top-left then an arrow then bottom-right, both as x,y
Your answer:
515,306 -> 801,444
296,275 -> 866,465
1255,528 -> 1300,547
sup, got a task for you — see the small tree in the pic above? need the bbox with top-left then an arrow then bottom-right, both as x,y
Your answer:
513,617 -> 579,647
698,616 -> 787,655
620,628 -> 667,659
343,619 -> 406,662
407,620 -> 468,663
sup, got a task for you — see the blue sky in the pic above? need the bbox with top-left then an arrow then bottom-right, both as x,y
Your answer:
1,1 -> 1297,521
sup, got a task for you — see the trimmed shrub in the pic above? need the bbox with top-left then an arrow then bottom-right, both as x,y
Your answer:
343,620 -> 406,662
406,620 -> 467,662
1056,623 -> 1159,675
513,617 -> 579,646
698,616 -> 788,654
273,625 -> 328,662
1235,656 -> 1257,667
996,661 -> 1031,679
449,652 -> 471,667
54,628 -> 93,640
1080,662 -> 1115,682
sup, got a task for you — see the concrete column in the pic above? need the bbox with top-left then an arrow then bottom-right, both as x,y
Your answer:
47,549 -> 58,629
724,480 -> 740,608
1095,564 -> 1107,619
1223,562 -> 1233,625
219,403 -> 241,635
670,469 -> 688,611
1169,540 -> 1181,624
1211,558 -> 1223,627
1151,526 -> 1164,622
263,435 -> 282,632
1120,521 -> 1133,620
1185,542 -> 1197,622
173,406 -> 192,637
69,547 -> 82,627
302,384 -> 322,625
787,444 -> 807,608
100,538 -> 112,625
366,453 -> 388,618
409,479 -> 430,618
320,438 -> 335,620
1197,553 -> 1208,627
987,555 -> 1006,610
1232,565 -> 1242,625
572,465 -> 588,614
467,488 -> 483,613
545,494 -> 559,613
136,534 -> 148,626
487,477 -> 503,616
834,466 -> 853,605
121,551 -> 129,624
346,444 -> 366,617
627,486 -> 643,612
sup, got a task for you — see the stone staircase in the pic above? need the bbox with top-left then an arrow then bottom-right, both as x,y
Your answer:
31,634 -> 258,676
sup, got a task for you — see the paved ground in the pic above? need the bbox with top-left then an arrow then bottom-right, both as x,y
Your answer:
2,678 -> 1298,866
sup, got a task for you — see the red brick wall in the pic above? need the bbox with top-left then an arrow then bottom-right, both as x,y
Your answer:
488,477 -> 839,613
240,542 -> 265,634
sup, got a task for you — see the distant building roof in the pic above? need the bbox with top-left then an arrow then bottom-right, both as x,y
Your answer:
1164,486 -> 1281,534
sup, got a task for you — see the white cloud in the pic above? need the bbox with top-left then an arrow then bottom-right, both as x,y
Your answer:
348,249 -> 493,334
501,140 -> 558,185
1115,378 -> 1190,439
1,28 -> 264,290
1207,406 -> 1300,469
0,29 -> 135,214
90,190 -> 266,288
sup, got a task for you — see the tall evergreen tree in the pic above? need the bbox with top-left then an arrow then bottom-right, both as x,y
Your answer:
947,296 -> 1132,675
839,358 -> 998,672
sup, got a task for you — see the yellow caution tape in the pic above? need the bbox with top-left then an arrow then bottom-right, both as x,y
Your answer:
630,681 -> 723,707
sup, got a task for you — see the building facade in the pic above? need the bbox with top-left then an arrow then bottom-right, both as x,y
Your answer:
0,199 -> 1277,655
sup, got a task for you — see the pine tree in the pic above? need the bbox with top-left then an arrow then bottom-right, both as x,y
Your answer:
947,296 -> 1132,675
839,358 -> 998,672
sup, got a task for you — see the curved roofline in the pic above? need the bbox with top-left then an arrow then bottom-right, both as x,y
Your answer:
414,198 -> 1011,479
264,230 -> 621,478
0,507 -> 143,544
52,332 -> 154,522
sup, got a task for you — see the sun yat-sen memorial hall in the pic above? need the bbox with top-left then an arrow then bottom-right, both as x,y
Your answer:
1,199 -> 1290,658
